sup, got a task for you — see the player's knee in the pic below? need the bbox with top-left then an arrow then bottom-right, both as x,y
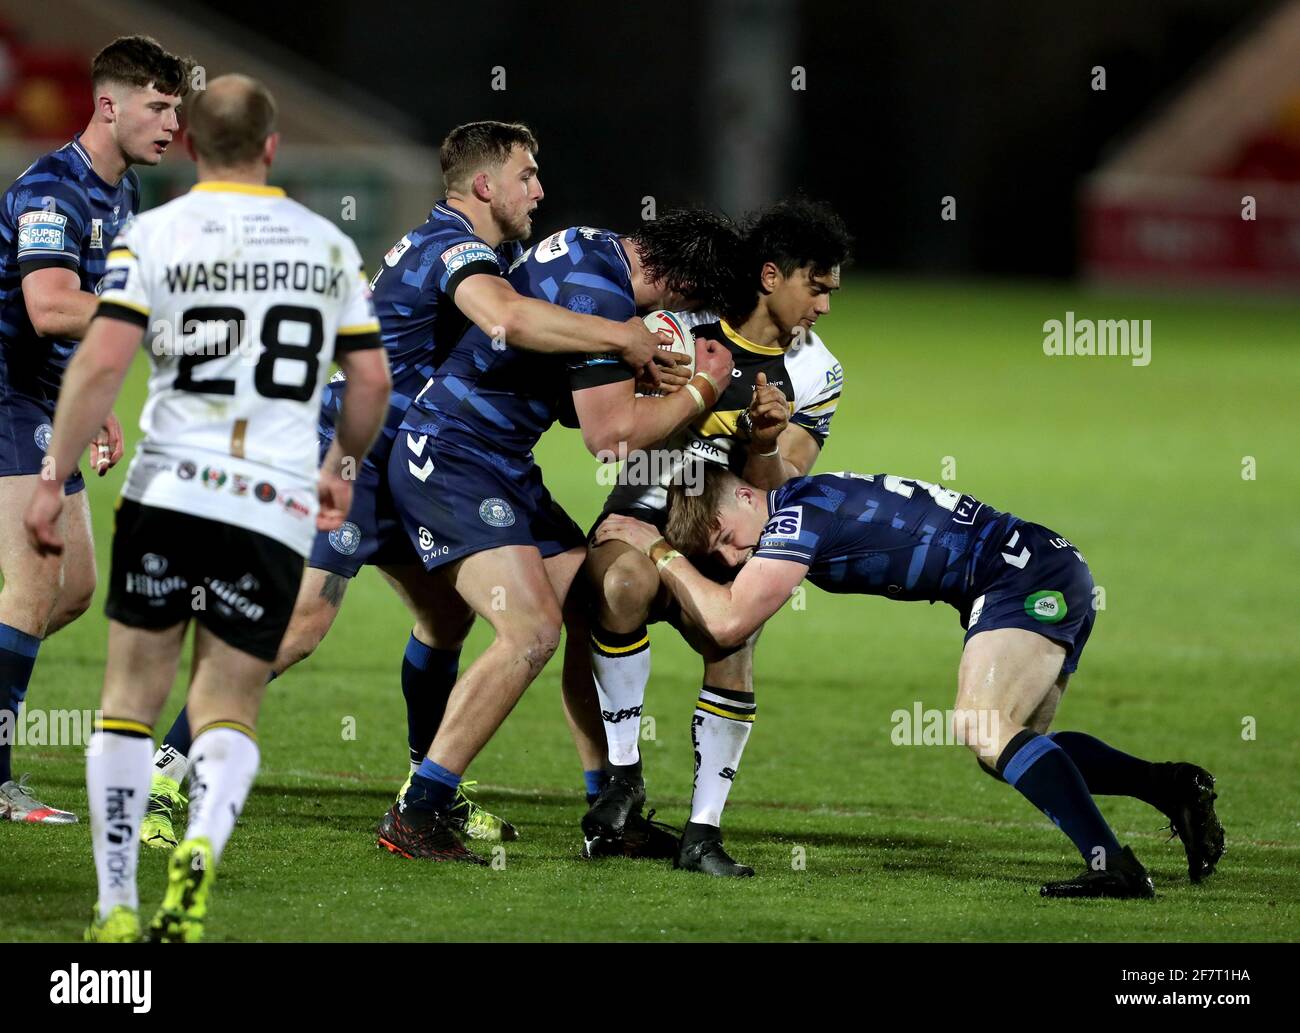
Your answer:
53,592 -> 94,631
949,706 -> 1002,756
43,577 -> 95,635
598,552 -> 657,628
500,610 -> 563,673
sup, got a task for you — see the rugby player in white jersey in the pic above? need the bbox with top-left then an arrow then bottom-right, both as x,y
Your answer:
578,199 -> 851,874
23,74 -> 391,942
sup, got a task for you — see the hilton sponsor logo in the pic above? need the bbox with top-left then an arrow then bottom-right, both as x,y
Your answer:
204,578 -> 264,622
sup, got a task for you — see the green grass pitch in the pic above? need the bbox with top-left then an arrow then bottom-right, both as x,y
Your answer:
3,279 -> 1297,942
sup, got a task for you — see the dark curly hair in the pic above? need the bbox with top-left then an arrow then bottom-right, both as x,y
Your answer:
625,207 -> 742,310
722,196 -> 854,323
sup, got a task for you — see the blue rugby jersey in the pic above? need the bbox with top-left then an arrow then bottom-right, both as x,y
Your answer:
753,473 -> 1018,606
0,134 -> 139,404
400,225 -> 635,455
317,200 -> 522,470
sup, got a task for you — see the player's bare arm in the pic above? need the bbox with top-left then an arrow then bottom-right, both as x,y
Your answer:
20,266 -> 100,340
21,268 -> 127,475
571,336 -> 734,456
24,315 -> 142,555
453,271 -> 676,378
592,513 -> 800,649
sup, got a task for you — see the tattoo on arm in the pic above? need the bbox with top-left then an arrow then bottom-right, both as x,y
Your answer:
319,572 -> 349,608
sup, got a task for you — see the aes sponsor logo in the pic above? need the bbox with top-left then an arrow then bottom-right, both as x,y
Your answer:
762,506 -> 803,540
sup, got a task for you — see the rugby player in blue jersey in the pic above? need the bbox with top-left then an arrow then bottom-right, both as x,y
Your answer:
374,214 -> 742,863
0,36 -> 191,824
595,464 -> 1225,895
140,122 -> 678,847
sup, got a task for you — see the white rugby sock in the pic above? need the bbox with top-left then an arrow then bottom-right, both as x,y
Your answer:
185,724 -> 260,864
590,624 -> 651,768
689,687 -> 756,827
87,722 -> 154,919
152,742 -> 188,783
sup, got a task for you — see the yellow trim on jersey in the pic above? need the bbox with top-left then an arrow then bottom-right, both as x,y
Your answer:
191,181 -> 287,198
695,409 -> 743,438
107,247 -> 135,261
695,700 -> 756,723
101,298 -> 151,317
96,718 -> 154,736
591,632 -> 650,655
337,321 -> 381,335
719,319 -> 785,356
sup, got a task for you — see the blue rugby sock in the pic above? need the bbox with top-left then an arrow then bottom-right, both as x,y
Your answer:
401,634 -> 460,765
404,758 -> 460,813
0,624 -> 40,785
584,768 -> 609,805
996,729 -> 1123,865
1049,731 -> 1166,809
162,705 -> 193,757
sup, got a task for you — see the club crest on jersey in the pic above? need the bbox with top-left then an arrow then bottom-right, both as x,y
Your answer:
479,497 -> 516,528
330,521 -> 362,556
1025,590 -> 1067,624
762,505 -> 804,540
142,553 -> 168,576
201,466 -> 227,489
33,424 -> 52,451
16,210 -> 67,254
89,219 -> 103,249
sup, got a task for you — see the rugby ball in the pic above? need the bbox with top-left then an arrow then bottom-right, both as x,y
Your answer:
641,310 -> 696,396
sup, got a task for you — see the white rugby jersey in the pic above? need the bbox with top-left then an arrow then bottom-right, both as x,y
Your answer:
96,181 -> 380,555
604,311 -> 843,513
